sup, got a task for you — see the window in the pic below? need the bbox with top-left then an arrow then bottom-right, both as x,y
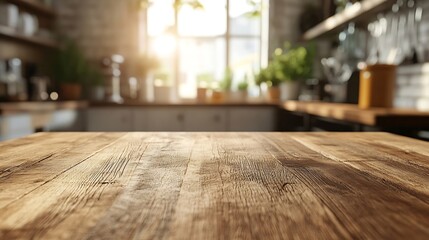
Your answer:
142,0 -> 268,99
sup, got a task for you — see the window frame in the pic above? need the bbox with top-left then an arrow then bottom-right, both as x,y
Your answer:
141,0 -> 269,99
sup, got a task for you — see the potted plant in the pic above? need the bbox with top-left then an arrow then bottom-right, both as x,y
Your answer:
135,54 -> 160,102
255,63 -> 283,101
52,40 -> 89,100
86,66 -> 105,101
196,73 -> 213,103
255,66 -> 271,100
212,68 -> 233,103
273,42 -> 315,101
153,71 -> 173,102
268,60 -> 287,101
236,75 -> 249,102
221,68 -> 233,90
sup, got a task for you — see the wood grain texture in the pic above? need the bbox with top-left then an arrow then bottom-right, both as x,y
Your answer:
283,101 -> 429,127
0,132 -> 428,239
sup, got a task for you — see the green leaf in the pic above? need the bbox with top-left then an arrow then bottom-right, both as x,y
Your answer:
219,68 -> 233,91
52,39 -> 98,85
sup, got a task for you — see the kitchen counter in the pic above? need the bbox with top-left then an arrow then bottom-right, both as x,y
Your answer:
0,101 -> 87,141
91,100 -> 429,128
90,100 -> 280,107
283,101 -> 429,128
2,100 -> 429,128
0,132 -> 428,239
0,101 -> 88,115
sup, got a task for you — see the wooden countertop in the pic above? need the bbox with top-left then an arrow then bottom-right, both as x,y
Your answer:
0,101 -> 88,115
283,101 -> 429,127
90,100 -> 280,108
0,132 -> 428,239
2,100 -> 429,129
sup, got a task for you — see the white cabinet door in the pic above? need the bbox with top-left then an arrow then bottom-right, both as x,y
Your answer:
87,108 -> 134,131
228,107 -> 276,131
0,114 -> 33,141
184,108 -> 227,131
46,110 -> 85,132
133,109 -> 148,131
144,108 -> 184,131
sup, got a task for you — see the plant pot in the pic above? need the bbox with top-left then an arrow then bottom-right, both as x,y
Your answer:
238,91 -> 248,102
211,90 -> 225,103
196,87 -> 207,103
224,90 -> 234,102
138,73 -> 154,102
154,86 -> 173,103
280,81 -> 300,101
268,87 -> 281,101
59,83 -> 82,100
229,91 -> 248,102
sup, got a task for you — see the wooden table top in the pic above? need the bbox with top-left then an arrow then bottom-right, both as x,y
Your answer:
283,101 -> 429,127
0,132 -> 428,239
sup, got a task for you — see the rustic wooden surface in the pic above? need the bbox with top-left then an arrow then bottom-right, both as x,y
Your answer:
283,101 -> 429,127
0,132 -> 428,239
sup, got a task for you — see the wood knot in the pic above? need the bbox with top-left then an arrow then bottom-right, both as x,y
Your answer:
281,182 -> 294,190
100,181 -> 115,185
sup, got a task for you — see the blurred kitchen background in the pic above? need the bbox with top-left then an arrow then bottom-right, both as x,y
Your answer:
1,0 -> 429,141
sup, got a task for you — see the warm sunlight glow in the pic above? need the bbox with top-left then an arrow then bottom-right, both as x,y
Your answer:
148,0 -> 175,36
178,0 -> 226,36
152,34 -> 176,57
230,0 -> 260,18
145,0 -> 265,99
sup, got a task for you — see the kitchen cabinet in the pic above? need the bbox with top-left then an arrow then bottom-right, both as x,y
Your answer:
0,114 -> 33,141
135,107 -> 226,131
45,109 -> 85,132
132,109 -> 148,131
0,101 -> 88,141
86,105 -> 276,132
228,107 -> 276,131
0,110 -> 85,141
136,108 -> 184,131
184,108 -> 227,131
87,108 -> 134,131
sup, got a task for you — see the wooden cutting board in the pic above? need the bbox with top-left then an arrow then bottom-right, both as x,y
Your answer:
0,132 -> 428,239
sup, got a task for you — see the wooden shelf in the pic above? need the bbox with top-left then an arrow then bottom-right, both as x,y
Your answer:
303,0 -> 395,40
4,0 -> 56,18
0,26 -> 58,49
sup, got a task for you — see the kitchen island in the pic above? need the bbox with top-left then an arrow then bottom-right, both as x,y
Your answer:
0,132 -> 428,239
